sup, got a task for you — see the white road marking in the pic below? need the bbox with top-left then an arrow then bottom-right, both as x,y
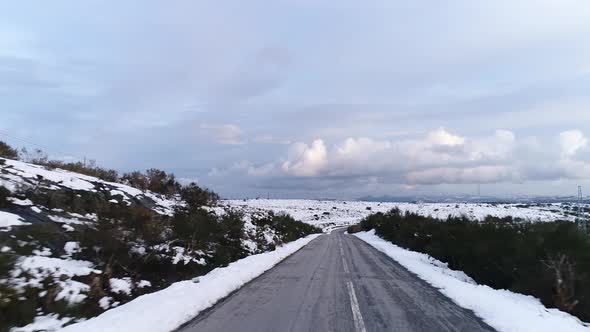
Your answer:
338,238 -> 349,273
342,256 -> 350,273
347,281 -> 367,332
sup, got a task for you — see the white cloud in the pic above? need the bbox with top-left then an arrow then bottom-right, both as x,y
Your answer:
559,130 -> 587,157
227,128 -> 590,186
252,135 -> 292,145
558,158 -> 590,179
275,128 -> 518,183
208,160 -> 276,177
201,124 -> 244,145
281,139 -> 327,176
465,129 -> 516,162
426,128 -> 465,147
406,165 -> 519,185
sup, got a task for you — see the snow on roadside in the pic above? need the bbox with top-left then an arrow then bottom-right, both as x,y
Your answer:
8,197 -> 33,206
354,230 -> 590,332
0,210 -> 30,229
60,234 -> 321,332
11,256 -> 100,285
110,278 -> 133,295
11,314 -> 72,332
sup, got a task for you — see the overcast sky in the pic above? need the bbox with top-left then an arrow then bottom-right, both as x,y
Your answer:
2,0 -> 590,199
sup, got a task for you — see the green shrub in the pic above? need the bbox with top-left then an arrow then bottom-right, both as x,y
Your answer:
145,169 -> 181,196
357,210 -> 590,321
346,224 -> 362,234
122,169 -> 182,196
252,212 -> 322,244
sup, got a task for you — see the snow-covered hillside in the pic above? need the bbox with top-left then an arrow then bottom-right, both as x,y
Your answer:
225,199 -> 578,230
0,158 -> 179,217
0,158 -> 319,331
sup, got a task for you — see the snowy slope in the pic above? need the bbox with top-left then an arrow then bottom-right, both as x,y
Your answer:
0,158 -> 179,216
0,159 -> 319,331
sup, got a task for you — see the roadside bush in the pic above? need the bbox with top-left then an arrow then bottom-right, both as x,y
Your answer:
213,210 -> 247,265
170,207 -> 245,267
357,209 -> 590,321
252,212 -> 322,244
346,224 -> 362,234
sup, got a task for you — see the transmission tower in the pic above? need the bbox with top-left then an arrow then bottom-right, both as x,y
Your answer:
577,186 -> 587,233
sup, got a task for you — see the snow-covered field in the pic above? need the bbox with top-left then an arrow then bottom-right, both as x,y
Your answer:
225,199 -> 576,231
355,230 -> 590,332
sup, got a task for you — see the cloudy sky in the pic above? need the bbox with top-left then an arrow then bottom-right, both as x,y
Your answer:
2,0 -> 590,199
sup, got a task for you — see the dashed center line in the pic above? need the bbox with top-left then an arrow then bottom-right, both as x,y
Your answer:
342,256 -> 350,274
339,236 -> 366,332
346,281 -> 367,332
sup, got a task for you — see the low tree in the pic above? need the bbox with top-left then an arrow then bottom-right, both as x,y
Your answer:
122,171 -> 149,191
145,169 -> 180,196
180,182 -> 219,210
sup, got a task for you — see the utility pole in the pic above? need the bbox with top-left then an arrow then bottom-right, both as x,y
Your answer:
577,186 -> 587,233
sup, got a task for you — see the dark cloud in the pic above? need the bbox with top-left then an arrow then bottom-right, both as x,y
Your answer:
1,1 -> 590,197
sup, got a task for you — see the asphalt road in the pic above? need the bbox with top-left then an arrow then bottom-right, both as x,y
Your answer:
177,230 -> 495,332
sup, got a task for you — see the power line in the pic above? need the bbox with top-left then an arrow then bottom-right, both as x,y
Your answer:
0,129 -> 87,163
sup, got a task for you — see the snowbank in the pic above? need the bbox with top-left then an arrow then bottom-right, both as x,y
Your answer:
12,314 -> 72,332
60,234 -> 321,332
0,211 -> 30,228
354,230 -> 590,332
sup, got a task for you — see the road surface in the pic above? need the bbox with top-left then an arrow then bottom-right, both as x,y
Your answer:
177,229 -> 494,332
